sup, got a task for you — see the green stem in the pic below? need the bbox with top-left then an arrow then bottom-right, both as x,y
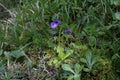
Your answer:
58,26 -> 62,45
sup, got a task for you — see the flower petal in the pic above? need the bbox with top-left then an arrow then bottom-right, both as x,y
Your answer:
65,29 -> 72,34
53,20 -> 61,25
50,22 -> 58,28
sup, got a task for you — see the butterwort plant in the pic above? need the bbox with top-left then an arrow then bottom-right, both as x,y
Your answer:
50,20 -> 72,44
50,20 -> 61,28
50,19 -> 62,44
50,20 -> 72,34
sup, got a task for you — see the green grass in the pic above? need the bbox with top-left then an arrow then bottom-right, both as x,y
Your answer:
0,0 -> 120,80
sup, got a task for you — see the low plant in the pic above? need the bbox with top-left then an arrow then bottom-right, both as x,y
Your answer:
62,63 -> 84,80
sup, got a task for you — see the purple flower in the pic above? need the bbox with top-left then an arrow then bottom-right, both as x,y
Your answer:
65,29 -> 72,34
50,20 -> 61,28
50,22 -> 58,28
53,20 -> 61,25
